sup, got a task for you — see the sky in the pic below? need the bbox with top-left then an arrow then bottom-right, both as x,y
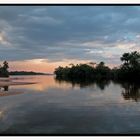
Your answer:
0,6 -> 140,73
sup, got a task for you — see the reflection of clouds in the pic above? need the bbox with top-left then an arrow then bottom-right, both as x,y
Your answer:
11,75 -> 74,91
0,75 -> 134,107
0,75 -> 124,107
0,76 -> 140,133
0,110 -> 4,119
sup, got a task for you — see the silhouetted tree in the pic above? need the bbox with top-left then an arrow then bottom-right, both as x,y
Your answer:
3,61 -> 9,69
119,51 -> 140,80
0,61 -> 9,77
54,51 -> 140,83
54,62 -> 111,81
121,53 -> 130,65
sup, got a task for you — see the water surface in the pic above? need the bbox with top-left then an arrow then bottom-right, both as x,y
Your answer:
0,75 -> 140,134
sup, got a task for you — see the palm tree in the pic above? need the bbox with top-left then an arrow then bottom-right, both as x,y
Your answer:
129,51 -> 140,67
120,53 -> 130,64
3,61 -> 9,69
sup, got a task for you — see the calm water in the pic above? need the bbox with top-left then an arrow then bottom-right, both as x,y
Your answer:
0,75 -> 140,134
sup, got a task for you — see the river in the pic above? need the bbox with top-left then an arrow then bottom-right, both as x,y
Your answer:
0,75 -> 140,134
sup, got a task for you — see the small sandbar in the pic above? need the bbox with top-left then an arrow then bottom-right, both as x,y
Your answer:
0,77 -> 36,87
0,78 -> 36,97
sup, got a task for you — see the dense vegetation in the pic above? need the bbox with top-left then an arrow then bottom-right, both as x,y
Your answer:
54,51 -> 140,82
0,61 -> 9,77
113,51 -> 140,81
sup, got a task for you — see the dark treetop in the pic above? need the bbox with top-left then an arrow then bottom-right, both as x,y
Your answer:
54,51 -> 140,82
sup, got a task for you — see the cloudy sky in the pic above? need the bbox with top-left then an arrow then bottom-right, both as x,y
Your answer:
0,6 -> 140,73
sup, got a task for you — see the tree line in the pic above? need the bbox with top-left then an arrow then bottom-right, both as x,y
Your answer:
0,61 -> 47,77
54,51 -> 140,82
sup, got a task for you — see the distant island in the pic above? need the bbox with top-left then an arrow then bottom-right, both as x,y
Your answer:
0,61 -> 53,77
9,71 -> 52,76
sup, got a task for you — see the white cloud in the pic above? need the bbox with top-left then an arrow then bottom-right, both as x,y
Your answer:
0,31 -> 11,46
117,43 -> 136,49
0,6 -> 140,67
18,14 -> 63,25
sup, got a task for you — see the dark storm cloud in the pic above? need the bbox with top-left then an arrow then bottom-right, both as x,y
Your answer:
0,6 -> 140,64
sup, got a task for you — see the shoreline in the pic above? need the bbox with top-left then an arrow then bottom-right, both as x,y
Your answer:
0,76 -> 37,97
0,81 -> 36,87
0,77 -> 36,87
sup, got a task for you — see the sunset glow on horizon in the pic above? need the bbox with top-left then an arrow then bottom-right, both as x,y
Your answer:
8,59 -> 100,73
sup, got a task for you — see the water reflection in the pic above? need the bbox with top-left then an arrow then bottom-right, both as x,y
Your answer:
0,76 -> 140,103
121,82 -> 140,102
0,86 -> 9,91
55,77 -> 140,102
11,75 -> 73,91
55,78 -> 110,90
0,76 -> 140,134
95,80 -> 110,90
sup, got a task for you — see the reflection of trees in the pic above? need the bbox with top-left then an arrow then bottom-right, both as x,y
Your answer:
121,82 -> 140,102
55,77 -> 110,90
96,80 -> 110,90
3,86 -> 8,91
0,86 -> 9,91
